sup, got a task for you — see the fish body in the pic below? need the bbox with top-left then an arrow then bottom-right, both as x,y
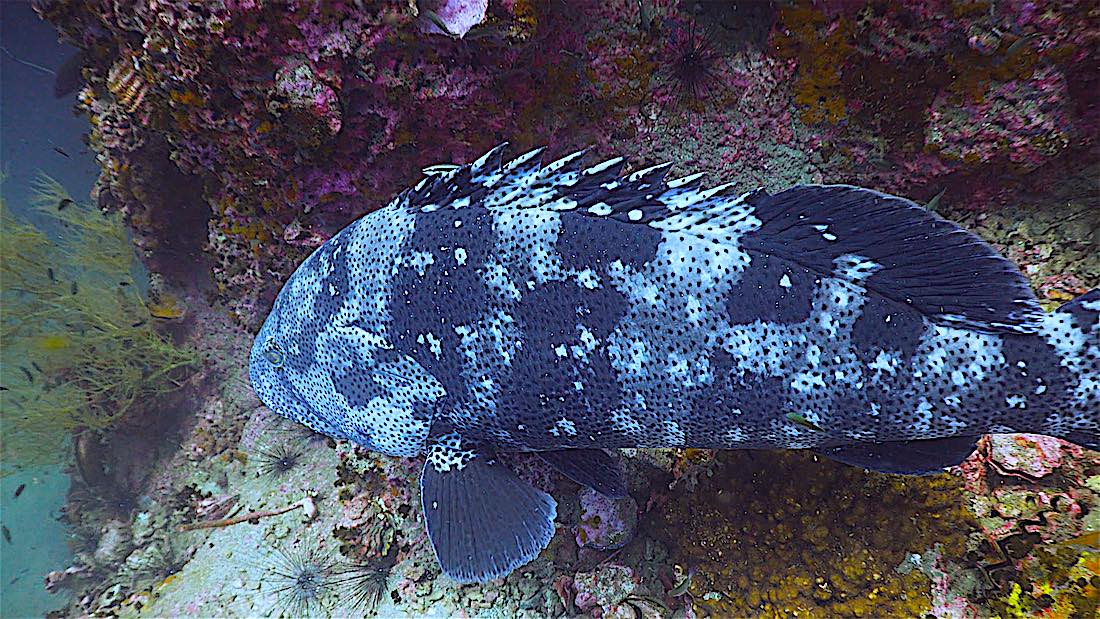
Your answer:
251,144 -> 1099,582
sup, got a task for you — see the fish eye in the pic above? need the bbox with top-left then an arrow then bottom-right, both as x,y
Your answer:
263,340 -> 285,368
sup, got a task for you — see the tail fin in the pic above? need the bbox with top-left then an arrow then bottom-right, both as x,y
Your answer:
1049,289 -> 1099,450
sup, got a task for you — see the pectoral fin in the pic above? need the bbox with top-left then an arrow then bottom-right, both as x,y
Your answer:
814,436 -> 979,475
420,435 -> 557,583
537,449 -> 628,498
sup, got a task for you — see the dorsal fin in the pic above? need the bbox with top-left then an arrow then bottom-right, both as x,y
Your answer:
395,147 -> 1042,333
738,185 -> 1043,333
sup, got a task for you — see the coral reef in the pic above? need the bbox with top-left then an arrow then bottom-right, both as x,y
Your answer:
29,0 -> 1099,617
653,449 -> 972,617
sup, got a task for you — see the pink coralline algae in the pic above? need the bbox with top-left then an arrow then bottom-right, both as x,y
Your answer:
573,564 -> 639,617
961,435 -> 1098,551
575,487 -> 638,551
418,0 -> 489,38
269,58 -> 343,138
927,67 -> 1072,170
37,0 -> 610,325
988,433 -> 1082,480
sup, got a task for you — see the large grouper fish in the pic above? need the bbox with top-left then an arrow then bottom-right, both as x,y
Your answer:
250,144 -> 1099,583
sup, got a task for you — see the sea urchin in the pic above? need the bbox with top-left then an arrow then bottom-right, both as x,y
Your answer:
266,543 -> 338,617
662,19 -> 727,106
255,443 -> 303,479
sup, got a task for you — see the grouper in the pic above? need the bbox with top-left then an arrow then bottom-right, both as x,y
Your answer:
250,144 -> 1099,583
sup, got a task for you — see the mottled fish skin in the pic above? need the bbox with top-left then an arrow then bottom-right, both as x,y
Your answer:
250,144 -> 1100,459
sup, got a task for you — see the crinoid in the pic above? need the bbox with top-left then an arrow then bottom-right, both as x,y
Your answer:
265,542 -> 339,617
331,557 -> 392,614
255,443 -> 303,479
662,19 -> 728,107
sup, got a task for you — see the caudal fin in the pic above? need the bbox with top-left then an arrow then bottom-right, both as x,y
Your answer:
1047,289 -> 1100,449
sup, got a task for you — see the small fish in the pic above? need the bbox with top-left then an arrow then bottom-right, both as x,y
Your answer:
18,367 -> 33,384
47,267 -> 56,282
119,281 -> 131,286
0,386 -> 8,391
30,361 -> 43,373
420,8 -> 458,37
1053,530 -> 1099,551
925,187 -> 947,212
1,525 -> 10,544
786,412 -> 824,432
58,198 -> 74,211
1005,33 -> 1038,56
52,146 -> 70,158
130,320 -> 146,328
71,281 -> 78,295
14,483 -> 25,498
250,144 -> 1100,584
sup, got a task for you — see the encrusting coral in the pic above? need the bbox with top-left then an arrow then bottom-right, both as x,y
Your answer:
653,449 -> 973,617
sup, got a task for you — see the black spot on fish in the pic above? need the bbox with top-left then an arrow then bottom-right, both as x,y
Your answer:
332,349 -> 386,408
556,211 -> 662,275
724,254 -> 816,325
685,350 -> 788,446
850,296 -> 926,362
57,198 -> 74,211
389,207 -> 496,397
13,483 -> 25,498
19,367 -> 33,384
494,280 -> 629,448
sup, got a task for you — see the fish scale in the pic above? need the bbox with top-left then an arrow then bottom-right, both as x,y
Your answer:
251,143 -> 1099,583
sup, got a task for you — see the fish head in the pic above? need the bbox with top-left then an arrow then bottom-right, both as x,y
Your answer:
249,213 -> 445,456
249,295 -> 352,443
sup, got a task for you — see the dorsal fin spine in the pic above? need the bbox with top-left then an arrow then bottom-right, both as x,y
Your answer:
584,157 -> 624,176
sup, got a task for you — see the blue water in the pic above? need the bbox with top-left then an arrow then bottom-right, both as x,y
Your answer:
1,2 -> 98,616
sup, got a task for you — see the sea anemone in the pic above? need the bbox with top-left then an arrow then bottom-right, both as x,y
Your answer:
661,19 -> 727,107
265,542 -> 338,617
255,443 -> 303,479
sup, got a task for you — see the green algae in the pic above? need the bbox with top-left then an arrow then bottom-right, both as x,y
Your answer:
0,174 -> 197,475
